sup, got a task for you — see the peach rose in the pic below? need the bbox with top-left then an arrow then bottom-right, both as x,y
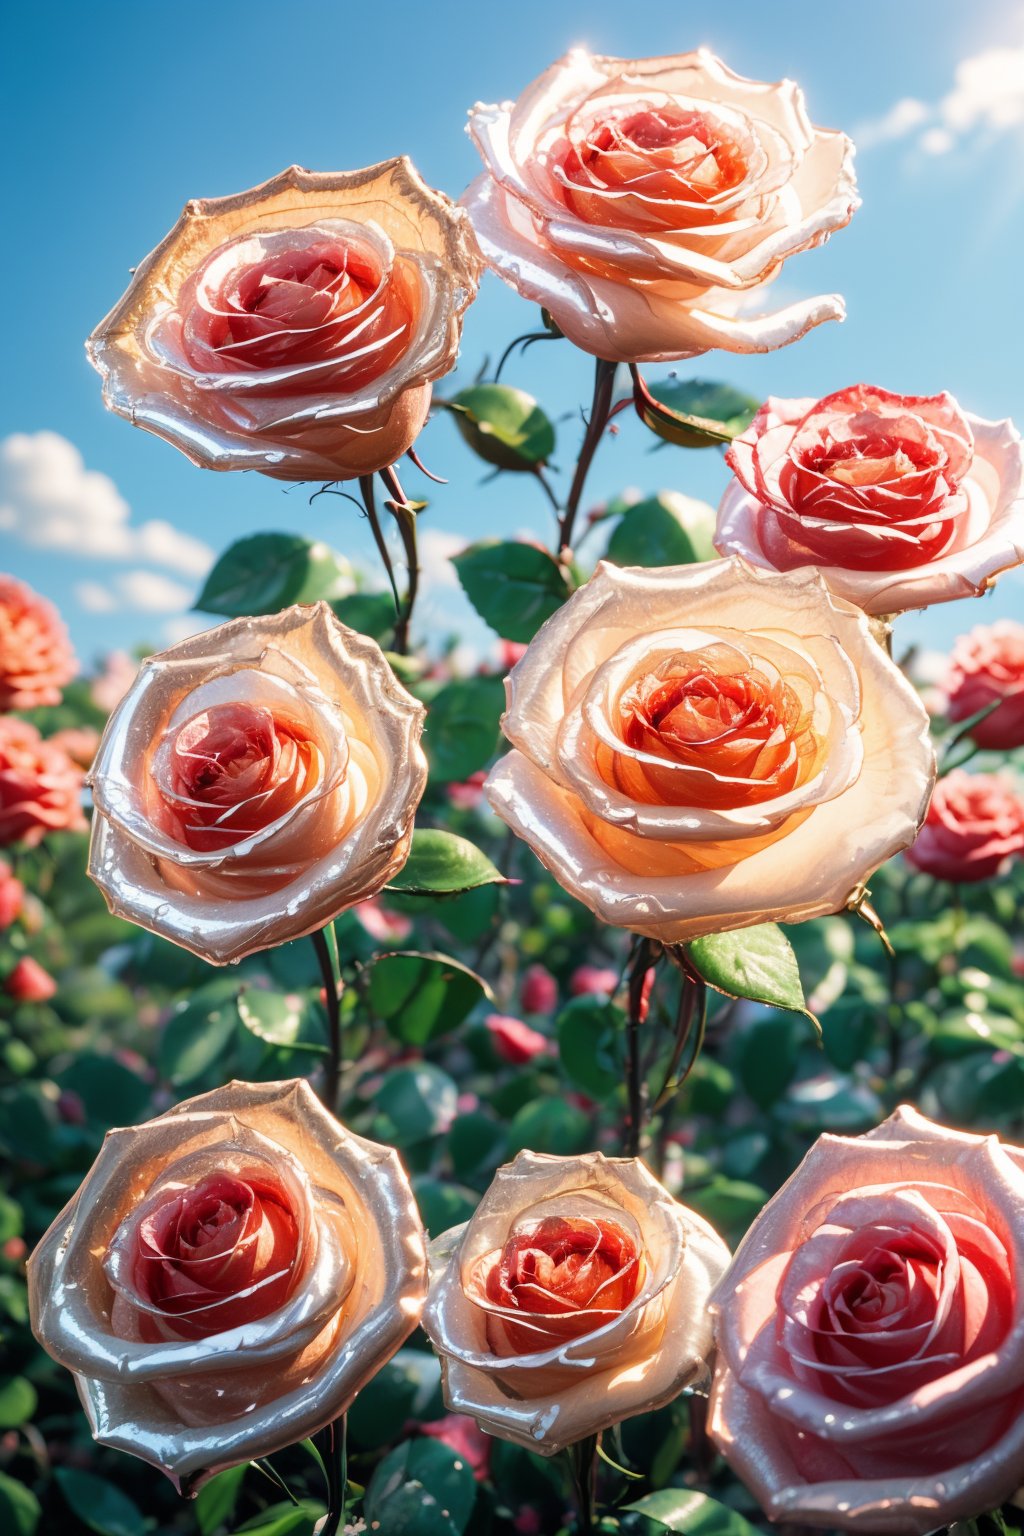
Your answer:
945,621 -> 1024,749
88,160 -> 481,481
0,717 -> 86,847
421,1150 -> 729,1452
462,49 -> 857,363
50,726 -> 101,769
87,603 -> 426,964
28,1079 -> 427,1491
716,386 -> 1024,614
904,769 -> 1024,883
485,558 -> 933,945
709,1105 -> 1024,1534
0,575 -> 77,710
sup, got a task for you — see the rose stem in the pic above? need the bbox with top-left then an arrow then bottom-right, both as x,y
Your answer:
557,358 -> 618,557
568,1433 -> 600,1535
356,474 -> 403,618
624,937 -> 659,1158
379,463 -> 419,656
311,923 -> 342,1113
317,1413 -> 348,1536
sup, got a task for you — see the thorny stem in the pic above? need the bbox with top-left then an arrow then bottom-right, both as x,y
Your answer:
557,358 -> 618,557
356,474 -> 402,618
568,1433 -> 599,1535
379,463 -> 419,655
625,937 -> 659,1158
654,959 -> 708,1112
311,924 -> 342,1114
317,1413 -> 348,1536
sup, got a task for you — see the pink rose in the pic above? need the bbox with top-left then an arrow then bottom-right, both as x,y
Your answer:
90,651 -> 139,714
462,49 -> 857,362
420,1415 -> 492,1480
710,1106 -> 1024,1534
49,727 -> 101,770
716,385 -> 1024,615
904,769 -> 1024,883
0,718 -> 87,848
5,956 -> 57,1002
0,860 -> 24,928
0,575 -> 77,710
520,964 -> 558,1016
945,621 -> 1024,749
88,162 -> 481,481
486,1013 -> 550,1065
569,964 -> 619,998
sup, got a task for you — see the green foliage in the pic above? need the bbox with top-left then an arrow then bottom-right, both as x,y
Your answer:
424,675 -> 505,782
195,533 -> 354,616
441,383 -> 555,470
605,491 -> 717,567
369,951 -> 491,1044
637,378 -> 760,448
365,1440 -> 477,1535
388,829 -> 505,896
686,924 -> 816,1025
453,539 -> 571,641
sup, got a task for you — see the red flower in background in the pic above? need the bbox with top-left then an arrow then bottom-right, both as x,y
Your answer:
0,719 -> 86,848
905,770 -> 1024,883
945,621 -> 1024,750
0,575 -> 77,711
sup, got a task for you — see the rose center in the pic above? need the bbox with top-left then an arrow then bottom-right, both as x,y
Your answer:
484,1215 -> 641,1343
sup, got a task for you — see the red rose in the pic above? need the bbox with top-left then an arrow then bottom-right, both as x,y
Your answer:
0,718 -> 86,848
520,964 -> 558,1016
946,621 -> 1024,749
905,770 -> 1024,883
486,1013 -> 550,1065
0,860 -> 24,928
5,956 -> 57,1002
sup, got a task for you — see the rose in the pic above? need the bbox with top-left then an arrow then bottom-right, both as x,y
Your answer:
485,558 -> 933,945
0,575 -> 78,710
904,769 -> 1024,883
28,1079 -> 427,1490
87,602 -> 426,964
0,718 -> 86,848
49,726 -> 101,769
88,160 -> 481,481
716,385 -> 1024,614
520,963 -> 558,1015
421,1150 -> 729,1452
5,956 -> 57,1002
709,1105 -> 1024,1534
462,49 -> 857,363
485,1013 -> 551,1065
945,621 -> 1024,749
0,859 -> 24,928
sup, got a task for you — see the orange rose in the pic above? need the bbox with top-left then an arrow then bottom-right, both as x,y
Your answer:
88,603 -> 426,963
0,575 -> 77,710
29,1080 -> 427,1491
88,161 -> 481,480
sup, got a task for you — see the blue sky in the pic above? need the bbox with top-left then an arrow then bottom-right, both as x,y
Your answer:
2,0 -> 1023,670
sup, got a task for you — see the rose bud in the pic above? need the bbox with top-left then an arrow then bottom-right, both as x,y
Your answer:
486,1013 -> 550,1066
485,558 -> 934,945
422,1150 -> 729,1453
716,385 -> 1024,615
88,162 -> 481,481
0,718 -> 87,848
0,575 -> 78,710
0,860 -> 24,929
904,770 -> 1024,883
569,965 -> 619,998
710,1105 -> 1024,1533
463,50 -> 857,362
945,621 -> 1024,749
86,603 -> 426,964
520,964 -> 558,1016
28,1079 -> 427,1491
5,956 -> 57,1002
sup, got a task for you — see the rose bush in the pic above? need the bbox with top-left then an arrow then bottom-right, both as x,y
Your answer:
945,621 -> 1024,749
422,1150 -> 729,1452
28,1079 -> 427,1490
462,48 -> 857,362
86,602 -> 426,963
0,716 -> 86,847
715,385 -> 1024,614
904,769 -> 1024,883
485,557 -> 934,943
0,575 -> 78,710
87,160 -> 481,480
709,1106 -> 1024,1534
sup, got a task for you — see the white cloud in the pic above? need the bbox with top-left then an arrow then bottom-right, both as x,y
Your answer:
856,45 -> 1024,155
76,580 -> 118,613
0,431 -> 213,579
74,570 -> 194,616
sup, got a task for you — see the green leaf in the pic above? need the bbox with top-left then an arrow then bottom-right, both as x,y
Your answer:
56,1053 -> 152,1128
453,540 -> 571,643
237,989 -> 305,1048
348,1349 -> 445,1450
425,676 -> 505,783
330,590 -> 397,642
685,1178 -> 768,1243
195,1464 -> 247,1536
414,1177 -> 479,1237
507,1097 -> 590,1156
365,1439 -> 477,1536
733,1011 -> 805,1108
234,1498 -> 325,1535
195,533 -> 353,617
388,830 -> 505,897
369,951 -> 491,1045
54,1469 -> 146,1536
625,1489 -> 760,1536
0,1471 -> 39,1536
374,1064 -> 459,1146
158,979 -> 241,1087
448,1111 -> 507,1179
685,925 -> 816,1026
640,379 -> 760,449
443,383 -> 555,471
557,997 -> 624,1102
0,1376 -> 36,1428
606,492 -> 716,568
